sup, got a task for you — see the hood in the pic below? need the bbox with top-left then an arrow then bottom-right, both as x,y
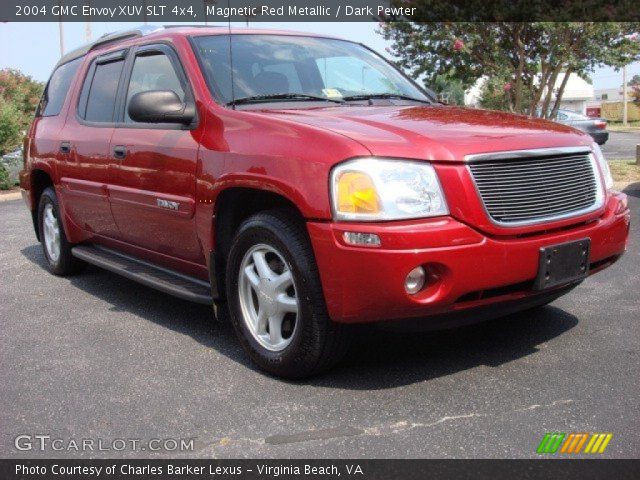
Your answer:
251,105 -> 593,161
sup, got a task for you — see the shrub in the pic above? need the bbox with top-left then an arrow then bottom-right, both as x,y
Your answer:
0,98 -> 22,156
0,69 -> 43,155
0,163 -> 11,190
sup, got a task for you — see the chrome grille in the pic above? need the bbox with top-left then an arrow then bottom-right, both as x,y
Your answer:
468,151 -> 601,225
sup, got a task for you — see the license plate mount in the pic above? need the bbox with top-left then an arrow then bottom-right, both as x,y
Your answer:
534,238 -> 590,290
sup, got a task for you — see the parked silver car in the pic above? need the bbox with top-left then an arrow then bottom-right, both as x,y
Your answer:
554,109 -> 609,145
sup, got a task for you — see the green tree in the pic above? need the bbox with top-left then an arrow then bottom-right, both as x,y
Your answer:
0,98 -> 22,156
629,74 -> 640,104
380,21 -> 640,118
0,68 -> 44,154
430,74 -> 465,105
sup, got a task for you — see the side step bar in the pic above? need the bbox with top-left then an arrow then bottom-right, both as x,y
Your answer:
71,245 -> 213,305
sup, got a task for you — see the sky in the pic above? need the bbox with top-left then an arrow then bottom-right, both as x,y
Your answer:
1,21 -> 638,90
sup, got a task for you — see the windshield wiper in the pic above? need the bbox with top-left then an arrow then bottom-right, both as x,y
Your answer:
342,93 -> 431,104
227,93 -> 344,106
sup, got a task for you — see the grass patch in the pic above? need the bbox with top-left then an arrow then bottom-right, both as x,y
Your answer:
609,159 -> 640,182
607,120 -> 640,131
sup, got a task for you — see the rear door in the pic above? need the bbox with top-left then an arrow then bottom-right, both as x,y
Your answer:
107,43 -> 203,263
56,51 -> 126,237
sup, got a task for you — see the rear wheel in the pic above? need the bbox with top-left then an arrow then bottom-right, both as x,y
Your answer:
226,210 -> 351,379
37,187 -> 84,276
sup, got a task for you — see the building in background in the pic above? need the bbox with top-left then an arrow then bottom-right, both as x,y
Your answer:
588,86 -> 638,120
594,87 -> 629,102
549,74 -> 593,115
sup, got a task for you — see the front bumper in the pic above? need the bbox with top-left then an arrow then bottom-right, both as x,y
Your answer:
308,194 -> 630,324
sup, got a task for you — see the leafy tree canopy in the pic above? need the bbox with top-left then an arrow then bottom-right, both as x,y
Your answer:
380,22 -> 640,118
0,69 -> 43,155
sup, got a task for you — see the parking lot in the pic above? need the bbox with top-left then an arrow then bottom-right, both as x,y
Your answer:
602,130 -> 640,160
0,190 -> 638,459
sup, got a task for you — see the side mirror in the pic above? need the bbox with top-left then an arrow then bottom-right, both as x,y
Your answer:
127,90 -> 195,125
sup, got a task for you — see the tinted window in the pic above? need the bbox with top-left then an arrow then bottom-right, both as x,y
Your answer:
251,62 -> 303,93
193,35 -> 430,104
82,60 -> 124,123
39,57 -> 82,117
125,52 -> 184,123
316,56 -> 394,94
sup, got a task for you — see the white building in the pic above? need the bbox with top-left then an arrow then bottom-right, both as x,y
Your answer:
594,87 -> 633,102
463,77 -> 487,108
554,74 -> 593,114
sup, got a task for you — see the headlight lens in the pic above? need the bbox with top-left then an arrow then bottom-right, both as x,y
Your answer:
331,158 -> 449,221
592,143 -> 613,190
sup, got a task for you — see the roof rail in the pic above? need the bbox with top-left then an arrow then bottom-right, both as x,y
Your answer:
163,24 -> 224,29
55,25 -> 164,68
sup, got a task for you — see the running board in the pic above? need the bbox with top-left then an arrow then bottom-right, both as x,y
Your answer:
71,245 -> 213,305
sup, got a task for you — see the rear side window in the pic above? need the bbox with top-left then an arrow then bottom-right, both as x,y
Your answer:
78,58 -> 125,123
38,57 -> 82,117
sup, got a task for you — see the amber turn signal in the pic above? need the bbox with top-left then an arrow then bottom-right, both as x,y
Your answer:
335,171 -> 381,215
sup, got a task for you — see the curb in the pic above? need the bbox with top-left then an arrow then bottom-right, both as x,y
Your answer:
0,191 -> 21,202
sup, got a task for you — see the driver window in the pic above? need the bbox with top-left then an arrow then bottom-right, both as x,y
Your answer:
125,52 -> 185,123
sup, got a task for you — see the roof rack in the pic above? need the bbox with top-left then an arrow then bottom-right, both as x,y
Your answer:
163,24 -> 224,29
55,25 -> 164,67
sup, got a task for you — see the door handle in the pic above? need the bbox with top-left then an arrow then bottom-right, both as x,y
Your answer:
113,145 -> 127,159
59,141 -> 71,154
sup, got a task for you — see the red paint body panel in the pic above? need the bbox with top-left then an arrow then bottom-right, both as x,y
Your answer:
308,195 -> 629,323
20,27 -> 630,323
108,127 -> 203,263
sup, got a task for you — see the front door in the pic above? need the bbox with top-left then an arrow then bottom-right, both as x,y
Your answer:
107,44 -> 203,264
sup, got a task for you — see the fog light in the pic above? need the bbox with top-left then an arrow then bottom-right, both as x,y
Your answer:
342,231 -> 381,247
405,266 -> 426,294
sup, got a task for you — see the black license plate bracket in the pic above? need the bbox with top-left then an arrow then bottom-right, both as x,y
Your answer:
534,239 -> 590,290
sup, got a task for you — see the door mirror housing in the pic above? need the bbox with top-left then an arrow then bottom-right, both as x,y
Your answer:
127,90 -> 195,125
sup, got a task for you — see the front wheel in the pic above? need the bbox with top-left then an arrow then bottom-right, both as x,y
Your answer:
226,210 -> 351,379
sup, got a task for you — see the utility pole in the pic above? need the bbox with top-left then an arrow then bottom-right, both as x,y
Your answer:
85,0 -> 91,42
622,64 -> 628,127
58,21 -> 64,56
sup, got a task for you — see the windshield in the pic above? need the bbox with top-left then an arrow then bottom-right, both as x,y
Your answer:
192,34 -> 432,105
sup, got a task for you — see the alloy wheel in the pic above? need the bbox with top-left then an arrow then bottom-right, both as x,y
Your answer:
43,203 -> 61,263
237,244 -> 299,351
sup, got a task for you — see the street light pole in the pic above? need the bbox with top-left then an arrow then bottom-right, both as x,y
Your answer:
622,64 -> 628,127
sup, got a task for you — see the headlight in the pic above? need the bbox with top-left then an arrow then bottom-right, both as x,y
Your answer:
330,158 -> 449,221
592,143 -> 613,190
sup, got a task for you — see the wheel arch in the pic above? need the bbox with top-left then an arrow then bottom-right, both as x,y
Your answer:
30,169 -> 55,241
210,186 -> 307,302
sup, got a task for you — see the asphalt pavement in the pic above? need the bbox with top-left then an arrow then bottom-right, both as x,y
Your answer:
601,130 -> 640,159
1,193 -> 638,459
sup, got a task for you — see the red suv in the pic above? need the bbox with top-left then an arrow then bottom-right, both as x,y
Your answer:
21,26 -> 630,378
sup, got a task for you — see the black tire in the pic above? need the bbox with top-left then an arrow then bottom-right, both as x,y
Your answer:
37,187 -> 84,276
226,209 -> 352,379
